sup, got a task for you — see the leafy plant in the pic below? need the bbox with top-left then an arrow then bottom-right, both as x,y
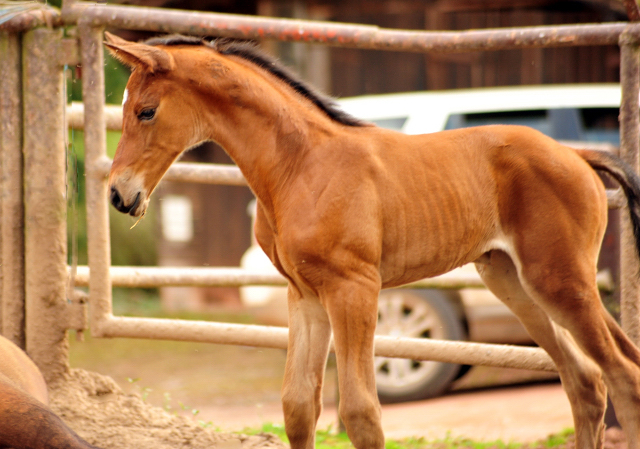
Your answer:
126,377 -> 152,401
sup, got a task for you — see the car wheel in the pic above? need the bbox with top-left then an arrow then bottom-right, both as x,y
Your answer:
375,289 -> 466,403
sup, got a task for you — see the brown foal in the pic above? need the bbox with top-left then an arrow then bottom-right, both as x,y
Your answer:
0,335 -> 100,449
104,32 -> 640,449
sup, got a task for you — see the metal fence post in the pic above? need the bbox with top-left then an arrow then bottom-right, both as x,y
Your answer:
0,32 -> 25,348
22,27 -> 70,382
78,20 -> 114,337
619,30 -> 640,347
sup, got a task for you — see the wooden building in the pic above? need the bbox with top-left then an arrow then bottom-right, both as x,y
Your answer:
116,0 -> 628,309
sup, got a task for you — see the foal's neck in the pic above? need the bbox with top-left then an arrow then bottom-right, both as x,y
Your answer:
197,55 -> 338,211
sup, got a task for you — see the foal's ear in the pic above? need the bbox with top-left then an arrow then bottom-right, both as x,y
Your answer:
104,32 -> 174,73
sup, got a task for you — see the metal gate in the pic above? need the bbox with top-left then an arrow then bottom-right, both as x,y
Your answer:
1,0 -> 639,383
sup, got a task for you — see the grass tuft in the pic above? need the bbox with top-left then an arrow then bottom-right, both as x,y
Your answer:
241,423 -> 575,449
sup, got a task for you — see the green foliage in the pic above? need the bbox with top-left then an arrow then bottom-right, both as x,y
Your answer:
67,67 -> 158,303
67,52 -> 130,105
245,423 -> 424,449
126,377 -> 152,401
67,130 -> 87,266
67,130 -> 158,269
66,43 -> 138,268
111,288 -> 162,316
124,376 -> 213,426
429,436 -> 522,449
242,424 -> 576,449
541,429 -> 573,448
105,51 -> 132,105
44,0 -> 62,8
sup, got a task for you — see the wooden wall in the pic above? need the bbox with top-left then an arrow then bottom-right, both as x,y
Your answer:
318,0 -> 626,96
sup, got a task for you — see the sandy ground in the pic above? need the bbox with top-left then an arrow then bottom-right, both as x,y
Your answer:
49,370 -> 628,449
49,369 -> 288,449
47,364 -> 630,449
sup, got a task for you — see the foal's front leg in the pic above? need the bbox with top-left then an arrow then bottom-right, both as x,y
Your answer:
323,278 -> 385,449
282,285 -> 332,449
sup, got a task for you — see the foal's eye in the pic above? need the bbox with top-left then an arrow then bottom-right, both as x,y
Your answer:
137,108 -> 156,121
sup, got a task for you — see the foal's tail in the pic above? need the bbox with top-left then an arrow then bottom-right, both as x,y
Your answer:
577,149 -> 640,261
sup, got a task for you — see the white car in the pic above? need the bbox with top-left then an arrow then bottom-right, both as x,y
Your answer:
241,84 -> 620,403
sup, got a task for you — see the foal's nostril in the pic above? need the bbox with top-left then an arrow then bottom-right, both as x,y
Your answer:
110,186 -> 130,213
110,186 -> 122,208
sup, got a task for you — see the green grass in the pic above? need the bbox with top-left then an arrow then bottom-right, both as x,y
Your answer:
242,423 -> 575,449
540,428 -> 574,448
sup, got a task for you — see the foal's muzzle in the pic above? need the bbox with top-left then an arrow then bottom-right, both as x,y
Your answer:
110,186 -> 141,216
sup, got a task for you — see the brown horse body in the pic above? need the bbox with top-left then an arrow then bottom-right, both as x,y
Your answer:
0,335 -> 98,449
105,32 -> 640,449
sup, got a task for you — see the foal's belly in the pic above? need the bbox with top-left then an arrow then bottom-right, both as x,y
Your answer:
373,134 -> 502,288
379,239 -> 491,289
377,191 -> 499,288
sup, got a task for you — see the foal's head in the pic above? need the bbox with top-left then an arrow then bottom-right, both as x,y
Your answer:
104,32 -> 362,218
104,32 -> 210,217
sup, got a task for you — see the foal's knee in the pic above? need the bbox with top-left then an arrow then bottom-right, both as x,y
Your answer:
282,390 -> 319,449
339,396 -> 384,449
282,369 -> 327,448
559,362 -> 607,449
564,365 -> 606,412
555,331 -> 607,449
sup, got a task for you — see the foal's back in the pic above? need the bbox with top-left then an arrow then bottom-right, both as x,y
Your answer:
355,124 -> 607,287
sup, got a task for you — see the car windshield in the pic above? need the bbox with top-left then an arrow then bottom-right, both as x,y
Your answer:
443,107 -> 620,146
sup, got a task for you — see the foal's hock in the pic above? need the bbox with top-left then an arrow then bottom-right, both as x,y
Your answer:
105,31 -> 640,449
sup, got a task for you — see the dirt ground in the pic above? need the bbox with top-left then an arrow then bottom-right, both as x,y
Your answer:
49,369 -> 287,449
63,335 -> 628,449
48,368 -> 629,449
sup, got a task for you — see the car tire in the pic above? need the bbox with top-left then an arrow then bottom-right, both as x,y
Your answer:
375,289 -> 466,404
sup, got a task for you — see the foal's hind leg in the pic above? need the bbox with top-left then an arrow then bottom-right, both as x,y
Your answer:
282,285 -> 332,449
476,251 -> 607,449
516,254 -> 640,449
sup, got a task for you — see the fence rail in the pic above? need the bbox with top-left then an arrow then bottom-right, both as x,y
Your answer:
71,265 -> 615,290
74,3 -> 634,52
94,314 -> 557,372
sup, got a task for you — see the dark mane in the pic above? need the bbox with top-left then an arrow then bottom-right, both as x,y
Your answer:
144,35 -> 365,127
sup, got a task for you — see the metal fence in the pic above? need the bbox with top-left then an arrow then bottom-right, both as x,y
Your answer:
1,1 -> 639,383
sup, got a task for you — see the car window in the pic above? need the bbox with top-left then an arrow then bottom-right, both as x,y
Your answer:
580,108 -> 620,146
371,117 -> 409,131
444,109 -> 551,134
443,107 -> 620,145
